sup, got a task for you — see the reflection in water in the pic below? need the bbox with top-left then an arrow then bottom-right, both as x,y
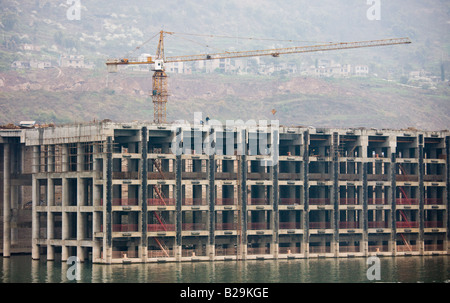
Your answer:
0,255 -> 448,283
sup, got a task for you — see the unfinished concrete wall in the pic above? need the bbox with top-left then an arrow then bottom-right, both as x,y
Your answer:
0,123 -> 448,263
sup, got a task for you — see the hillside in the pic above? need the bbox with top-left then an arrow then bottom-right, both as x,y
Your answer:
0,68 -> 448,131
1,1 -> 449,75
0,1 -> 448,131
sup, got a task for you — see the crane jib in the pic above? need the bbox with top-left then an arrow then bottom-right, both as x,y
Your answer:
164,38 -> 411,63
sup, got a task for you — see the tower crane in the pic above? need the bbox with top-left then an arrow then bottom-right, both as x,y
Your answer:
106,30 -> 411,124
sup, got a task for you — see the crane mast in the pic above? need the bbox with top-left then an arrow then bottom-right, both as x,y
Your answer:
106,31 -> 411,124
152,31 -> 169,125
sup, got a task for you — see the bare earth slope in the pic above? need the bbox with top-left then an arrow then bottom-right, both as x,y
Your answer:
0,69 -> 448,131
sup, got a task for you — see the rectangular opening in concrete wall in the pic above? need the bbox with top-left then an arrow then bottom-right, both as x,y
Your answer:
38,212 -> 47,239
396,185 -> 419,205
216,184 -> 236,205
396,136 -> 417,159
339,135 -> 361,158
309,235 -> 332,253
247,210 -> 271,230
396,163 -> 418,182
248,160 -> 271,180
112,211 -> 139,232
112,157 -> 140,180
249,184 -> 271,205
339,162 -> 362,181
247,235 -> 271,255
215,158 -> 237,180
339,235 -> 362,253
396,233 -> 419,252
38,180 -> 47,205
80,213 -> 93,240
182,184 -> 207,206
395,209 -> 419,228
54,181 -> 62,206
95,157 -> 103,174
68,179 -> 77,206
279,234 -> 302,254
182,237 -> 207,257
309,185 -> 331,205
368,185 -> 390,204
279,185 -> 302,205
339,209 -> 361,229
279,210 -> 302,229
68,212 -> 77,240
424,163 -> 445,182
424,233 -> 446,251
112,238 -> 139,259
309,162 -> 330,180
52,212 -> 62,239
94,184 -> 103,207
367,136 -> 389,158
368,235 -> 390,252
215,236 -> 238,256
368,209 -> 391,228
425,186 -> 445,205
424,209 -> 445,228
148,237 -> 175,258
279,132 -> 302,156
309,134 -> 331,157
148,210 -> 175,231
215,210 -> 237,230
309,210 -> 332,229
148,184 -> 175,206
111,184 -> 139,206
424,137 -> 445,159
182,210 -> 208,231
279,160 -> 302,180
339,185 -> 362,205
148,158 -> 175,179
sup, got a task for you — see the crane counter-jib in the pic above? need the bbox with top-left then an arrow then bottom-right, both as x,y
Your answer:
164,37 -> 412,63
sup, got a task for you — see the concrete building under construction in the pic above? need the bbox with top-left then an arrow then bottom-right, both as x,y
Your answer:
0,121 -> 449,263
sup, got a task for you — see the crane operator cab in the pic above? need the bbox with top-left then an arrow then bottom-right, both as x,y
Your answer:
153,59 -> 164,71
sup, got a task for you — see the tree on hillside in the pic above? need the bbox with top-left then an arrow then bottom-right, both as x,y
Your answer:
2,13 -> 18,31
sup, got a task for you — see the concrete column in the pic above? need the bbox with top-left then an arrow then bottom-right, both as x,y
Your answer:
272,129 -> 279,259
362,162 -> 369,256
208,153 -> 215,260
418,134 -> 425,254
61,144 -> 69,172
3,143 -> 11,257
47,178 -> 55,261
445,136 -> 450,254
9,143 -> 20,247
140,127 -> 148,262
61,177 -> 69,261
77,177 -> 85,262
10,184 -> 18,247
31,145 -> 40,260
92,183 -> 102,261
175,152 -> 182,261
332,132 -> 339,257
239,129 -> 248,260
390,153 -> 397,255
303,130 -> 310,258
360,135 -> 368,159
105,137 -> 113,264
